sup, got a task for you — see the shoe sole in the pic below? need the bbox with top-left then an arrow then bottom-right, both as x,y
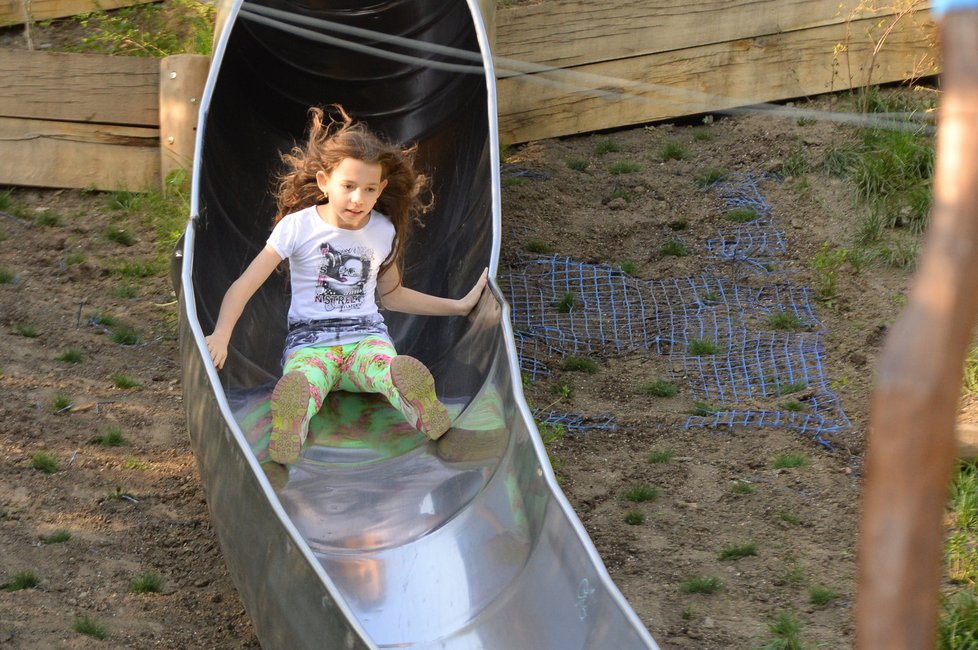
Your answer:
269,371 -> 310,465
391,356 -> 450,440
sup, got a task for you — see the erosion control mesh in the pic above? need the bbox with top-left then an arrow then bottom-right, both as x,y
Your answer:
502,173 -> 850,448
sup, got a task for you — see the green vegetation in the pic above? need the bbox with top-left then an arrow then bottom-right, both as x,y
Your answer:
34,211 -> 61,227
68,0 -> 215,57
642,380 -> 678,398
609,188 -> 632,203
772,453 -> 809,469
566,158 -> 589,171
539,422 -> 565,446
939,587 -> 978,649
782,400 -> 806,412
780,511 -> 802,526
726,207 -> 759,223
554,292 -> 575,313
40,529 -> 72,545
681,575 -> 723,594
719,542 -> 757,561
523,238 -> 553,254
647,449 -> 675,464
687,339 -> 718,356
759,611 -> 805,650
56,348 -> 84,363
667,218 -> 688,231
111,373 -> 142,389
31,451 -> 59,474
690,402 -> 723,417
562,356 -> 599,374
695,167 -> 728,188
779,149 -> 810,177
15,323 -> 39,338
609,161 -> 642,175
74,615 -> 109,640
623,511 -> 645,525
617,259 -> 638,275
123,457 -> 151,471
659,140 -> 688,161
766,311 -> 808,331
692,127 -> 716,142
809,585 -> 838,606
130,570 -> 164,594
112,282 -> 139,299
0,267 -> 16,283
64,252 -> 86,265
105,227 -> 135,246
88,312 -> 119,328
109,324 -> 141,345
660,238 -> 688,257
97,427 -> 128,447
775,381 -> 807,396
49,394 -> 72,412
4,571 -> 40,591
116,260 -> 155,279
594,138 -> 621,155
812,243 -> 848,304
733,480 -> 756,495
624,484 -> 659,503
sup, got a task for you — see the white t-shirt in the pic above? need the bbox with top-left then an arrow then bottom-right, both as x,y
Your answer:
267,205 -> 395,358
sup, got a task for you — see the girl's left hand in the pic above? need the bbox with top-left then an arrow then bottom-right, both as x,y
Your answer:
458,267 -> 489,315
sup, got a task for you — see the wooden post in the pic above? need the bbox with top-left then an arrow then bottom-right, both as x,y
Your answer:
159,54 -> 210,187
855,8 -> 978,649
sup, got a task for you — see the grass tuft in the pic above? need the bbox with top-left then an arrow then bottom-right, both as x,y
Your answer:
50,394 -> 73,412
772,453 -> 809,469
659,141 -> 688,161
624,484 -> 659,503
15,323 -> 39,338
617,259 -> 638,275
687,339 -> 718,356
726,207 -> 759,223
97,427 -> 128,447
31,451 -> 60,474
4,571 -> 40,591
111,373 -> 142,389
523,239 -> 553,254
719,542 -> 758,561
660,238 -> 688,257
623,511 -> 645,525
809,585 -> 838,606
767,311 -> 808,331
775,381 -> 807,396
105,227 -> 135,246
642,380 -> 678,398
734,480 -> 756,495
566,158 -> 589,171
759,611 -> 805,650
34,211 -> 61,227
647,449 -> 675,464
939,587 -> 978,649
554,292 -> 575,313
74,615 -> 109,640
130,570 -> 164,594
594,138 -> 621,155
56,348 -> 84,363
695,167 -> 728,188
109,324 -> 141,345
681,575 -> 723,594
562,356 -> 599,374
40,529 -> 72,545
0,267 -> 15,284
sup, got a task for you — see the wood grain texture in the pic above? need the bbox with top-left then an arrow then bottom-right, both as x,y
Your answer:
0,116 -> 159,190
0,0 -> 156,27
497,11 -> 935,143
0,48 -> 159,126
159,54 -> 209,182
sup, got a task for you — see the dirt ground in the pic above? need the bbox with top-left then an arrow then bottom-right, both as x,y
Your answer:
0,39 -> 938,648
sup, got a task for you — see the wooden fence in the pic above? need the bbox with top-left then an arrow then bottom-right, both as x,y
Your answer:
0,0 -> 936,191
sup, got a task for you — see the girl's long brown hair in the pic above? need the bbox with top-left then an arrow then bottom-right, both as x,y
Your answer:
273,105 -> 432,288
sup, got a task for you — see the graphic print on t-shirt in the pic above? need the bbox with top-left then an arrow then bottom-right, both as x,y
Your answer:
316,242 -> 371,311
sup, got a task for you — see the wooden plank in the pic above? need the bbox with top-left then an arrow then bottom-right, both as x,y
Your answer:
496,0 -> 933,69
159,54 -> 209,183
0,48 -> 159,126
497,11 -> 935,144
0,116 -> 159,190
0,0 -> 157,27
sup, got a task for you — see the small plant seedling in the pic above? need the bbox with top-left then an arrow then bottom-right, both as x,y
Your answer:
4,571 -> 40,591
772,453 -> 809,469
719,542 -> 757,561
733,480 -> 756,495
681,575 -> 723,594
566,158 -> 589,171
110,324 -> 140,345
667,219 -> 688,231
797,116 -> 816,126
15,323 -> 39,338
123,457 -> 150,471
609,161 -> 642,175
34,211 -> 61,227
562,356 -> 599,374
112,283 -> 138,299
618,259 -> 638,275
687,339 -> 718,356
105,227 -> 135,246
780,149 -> 810,177
767,310 -> 807,331
130,570 -> 164,594
659,141 -> 688,161
682,605 -> 696,620
609,188 -> 632,203
74,615 -> 109,640
56,348 -> 84,364
502,176 -> 529,188
554,292 -> 575,313
624,484 -> 659,503
89,312 -> 120,328
775,381 -> 807,396
782,400 -> 805,412
780,511 -> 802,525
695,167 -> 728,188
647,449 -> 675,464
40,529 -> 72,545
642,380 -> 678,398
116,261 -> 154,279
523,238 -> 553,254
112,373 -> 142,389
660,238 -> 688,257
809,585 -> 838,606
692,127 -> 715,142
0,189 -> 10,210
64,252 -> 86,266
938,588 -> 978,648
594,138 -> 621,155
31,451 -> 60,474
624,511 -> 645,525
690,402 -> 722,417
761,611 -> 805,650
97,427 -> 128,447
552,382 -> 573,400
0,267 -> 16,283
726,207 -> 759,223
50,394 -> 73,412
812,243 -> 848,303
109,190 -> 138,211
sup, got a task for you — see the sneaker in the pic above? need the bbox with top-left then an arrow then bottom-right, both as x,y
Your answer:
269,371 -> 311,465
390,355 -> 451,440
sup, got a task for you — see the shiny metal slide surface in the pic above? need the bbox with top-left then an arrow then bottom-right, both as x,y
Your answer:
176,1 -> 659,647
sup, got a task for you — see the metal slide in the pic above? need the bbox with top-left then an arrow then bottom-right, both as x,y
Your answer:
174,0 -> 659,647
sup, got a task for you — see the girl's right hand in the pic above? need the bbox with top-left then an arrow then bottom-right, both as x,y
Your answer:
205,333 -> 229,370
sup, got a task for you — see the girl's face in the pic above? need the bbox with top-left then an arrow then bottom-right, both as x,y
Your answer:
316,158 -> 387,230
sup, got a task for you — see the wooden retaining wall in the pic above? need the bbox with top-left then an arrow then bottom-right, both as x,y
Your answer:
0,0 -> 936,191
